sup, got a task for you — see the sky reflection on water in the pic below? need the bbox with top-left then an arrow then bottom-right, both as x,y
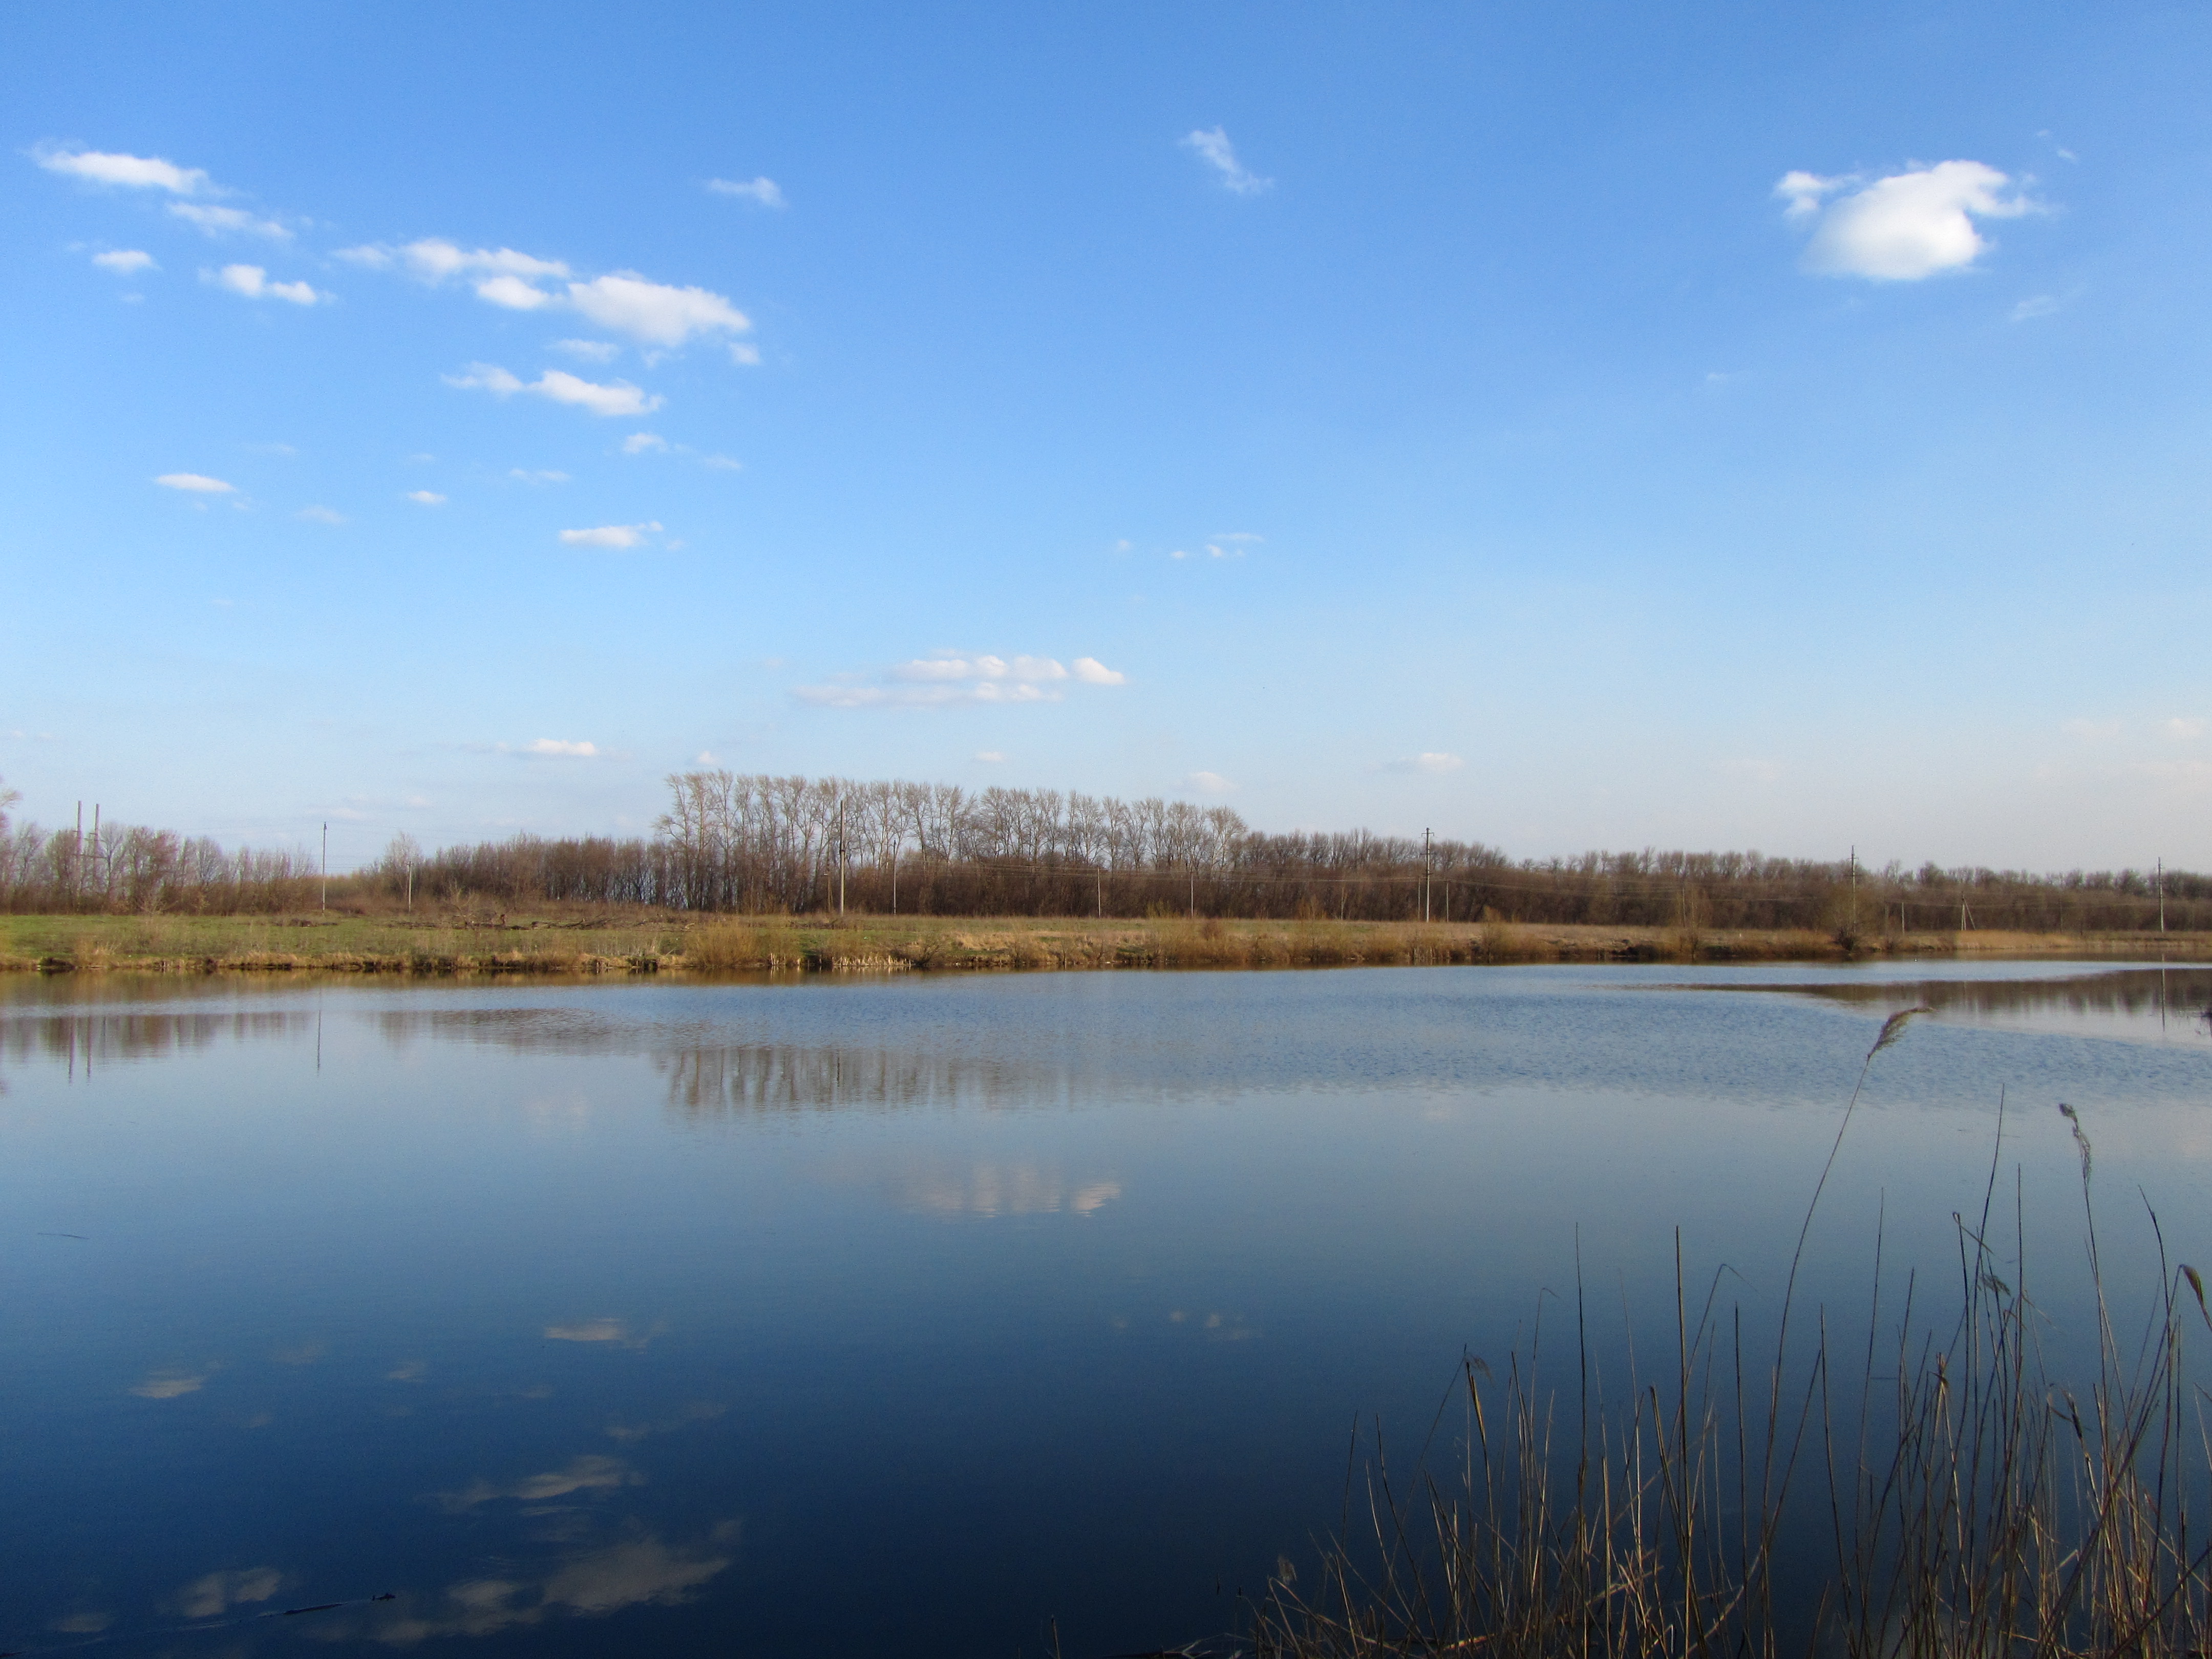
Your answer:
1,961 -> 2208,1655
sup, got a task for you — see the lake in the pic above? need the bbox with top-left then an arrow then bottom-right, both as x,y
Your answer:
3,960 -> 2209,1655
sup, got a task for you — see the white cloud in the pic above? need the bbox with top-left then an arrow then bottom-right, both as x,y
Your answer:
1380,752 -> 1466,775
2010,293 -> 2061,322
509,469 -> 568,483
729,341 -> 761,366
92,249 -> 155,274
207,264 -> 323,304
476,273 -> 557,310
1204,543 -> 1244,560
554,338 -> 620,361
974,750 -> 1006,762
35,146 -> 208,194
1210,531 -> 1264,544
566,273 -> 750,347
171,202 -> 291,240
519,738 -> 600,757
296,505 -> 344,524
701,454 -> 743,471
707,176 -> 786,207
622,432 -> 670,455
1182,127 -> 1272,195
155,472 -> 235,493
1188,770 -> 1236,793
406,490 -> 446,505
560,521 -> 662,549
796,652 -> 1126,708
1778,160 -> 2034,281
2166,717 -> 2206,740
445,363 -> 663,418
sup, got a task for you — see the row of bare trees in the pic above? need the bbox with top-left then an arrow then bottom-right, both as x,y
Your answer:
4,769 -> 2204,929
361,770 -> 2209,932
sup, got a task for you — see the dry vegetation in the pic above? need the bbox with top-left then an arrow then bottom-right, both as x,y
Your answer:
5,907 -> 2203,977
1242,1024 -> 2212,1657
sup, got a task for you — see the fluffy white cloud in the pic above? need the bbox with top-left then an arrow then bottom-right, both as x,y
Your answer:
92,249 -> 156,274
796,652 -> 1127,708
1182,127 -> 1271,195
566,273 -> 750,347
208,264 -> 323,304
445,363 -> 662,418
560,521 -> 662,548
171,202 -> 291,239
476,274 -> 556,310
1777,161 -> 2033,280
36,146 -> 208,194
155,472 -> 235,493
621,432 -> 670,455
708,176 -> 786,207
518,738 -> 600,757
406,490 -> 446,505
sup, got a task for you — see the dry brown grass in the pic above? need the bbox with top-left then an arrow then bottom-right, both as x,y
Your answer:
1245,1022 -> 2212,1657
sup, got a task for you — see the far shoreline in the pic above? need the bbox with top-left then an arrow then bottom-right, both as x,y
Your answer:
5,910 -> 2207,979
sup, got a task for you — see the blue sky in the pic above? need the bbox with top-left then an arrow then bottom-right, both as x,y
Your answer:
4,1 -> 2208,871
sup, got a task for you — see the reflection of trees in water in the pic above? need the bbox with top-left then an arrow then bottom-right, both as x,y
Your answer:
1797,969 -> 2212,1031
0,1009 -> 311,1067
655,1043 -> 1028,1118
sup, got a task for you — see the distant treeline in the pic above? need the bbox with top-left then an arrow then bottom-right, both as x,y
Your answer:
4,769 -> 2205,932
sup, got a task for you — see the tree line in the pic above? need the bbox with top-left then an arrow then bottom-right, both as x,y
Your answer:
3,769 -> 2204,932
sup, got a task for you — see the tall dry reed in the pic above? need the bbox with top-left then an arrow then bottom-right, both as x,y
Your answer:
1246,1015 -> 2212,1657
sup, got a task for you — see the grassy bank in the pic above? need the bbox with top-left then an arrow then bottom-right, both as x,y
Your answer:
4,909 -> 2208,976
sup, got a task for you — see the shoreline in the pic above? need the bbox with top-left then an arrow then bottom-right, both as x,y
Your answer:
6,911 -> 2208,977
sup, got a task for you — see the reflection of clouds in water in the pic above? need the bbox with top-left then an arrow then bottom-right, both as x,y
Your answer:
47,1611 -> 114,1634
1156,1309 -> 1258,1341
545,1317 -> 662,1348
132,1368 -> 211,1399
897,1163 -> 1122,1219
387,1359 -> 428,1381
437,1454 -> 641,1512
328,1534 -> 733,1644
607,1400 -> 725,1443
273,1341 -> 327,1366
175,1565 -> 282,1618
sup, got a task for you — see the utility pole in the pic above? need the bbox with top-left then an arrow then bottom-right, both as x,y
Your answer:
1423,828 -> 1433,924
74,801 -> 83,904
321,823 -> 328,911
2157,857 -> 2166,933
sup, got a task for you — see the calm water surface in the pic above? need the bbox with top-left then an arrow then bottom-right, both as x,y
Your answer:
3,961 -> 2209,1655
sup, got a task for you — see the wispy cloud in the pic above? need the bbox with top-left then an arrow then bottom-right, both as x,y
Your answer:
502,738 -> 601,758
296,505 -> 344,524
171,201 -> 292,239
206,264 -> 323,304
406,490 -> 446,505
2010,293 -> 2061,322
35,145 -> 209,194
350,239 -> 753,350
554,338 -> 620,361
621,432 -> 669,455
509,469 -> 569,484
155,472 -> 235,494
92,248 -> 155,274
796,652 -> 1129,708
1776,161 -> 2035,280
707,176 -> 786,208
1188,770 -> 1235,793
559,521 -> 662,549
175,1568 -> 281,1619
132,1368 -> 211,1398
438,1454 -> 640,1513
446,363 -> 662,418
1182,127 -> 1272,195
1378,752 -> 1466,775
